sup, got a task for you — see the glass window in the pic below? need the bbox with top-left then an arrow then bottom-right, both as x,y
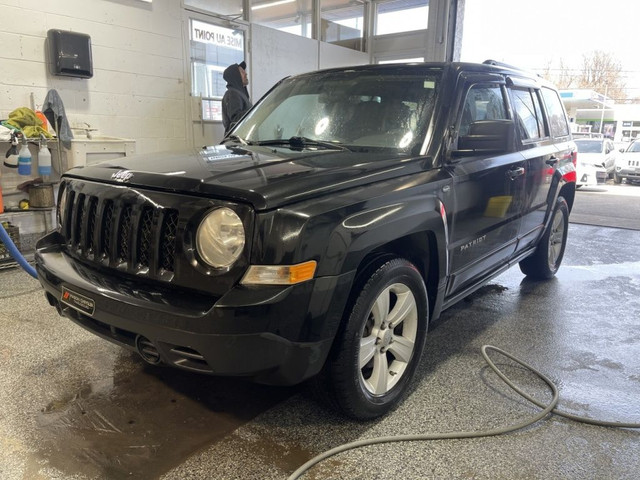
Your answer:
376,0 -> 429,35
184,0 -> 243,18
511,89 -> 545,140
252,0 -> 313,38
190,19 -> 245,122
574,139 -> 603,154
321,0 -> 364,50
459,85 -> 507,136
541,87 -> 569,138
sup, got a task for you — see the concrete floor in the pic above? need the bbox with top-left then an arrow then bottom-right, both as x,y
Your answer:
1,200 -> 639,479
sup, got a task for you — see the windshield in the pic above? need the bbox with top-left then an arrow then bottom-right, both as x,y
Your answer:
232,67 -> 441,154
574,140 -> 603,153
627,141 -> 640,153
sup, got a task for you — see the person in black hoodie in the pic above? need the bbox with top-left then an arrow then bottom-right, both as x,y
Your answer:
222,61 -> 252,135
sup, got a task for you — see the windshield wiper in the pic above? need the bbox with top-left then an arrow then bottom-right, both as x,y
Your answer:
256,136 -> 351,151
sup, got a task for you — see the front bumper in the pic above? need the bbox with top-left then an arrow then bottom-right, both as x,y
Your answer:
35,236 -> 354,385
577,164 -> 607,186
616,166 -> 640,181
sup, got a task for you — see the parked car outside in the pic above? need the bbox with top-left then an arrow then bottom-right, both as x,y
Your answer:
573,138 -> 611,187
615,139 -> 640,184
35,61 -> 577,419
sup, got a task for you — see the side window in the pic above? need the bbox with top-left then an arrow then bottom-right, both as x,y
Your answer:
511,88 -> 547,140
541,87 -> 570,138
459,85 -> 508,136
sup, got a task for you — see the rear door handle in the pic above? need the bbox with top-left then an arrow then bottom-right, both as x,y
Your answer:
507,167 -> 525,180
546,157 -> 559,166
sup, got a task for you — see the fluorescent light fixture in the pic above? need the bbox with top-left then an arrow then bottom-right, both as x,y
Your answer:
252,0 -> 295,11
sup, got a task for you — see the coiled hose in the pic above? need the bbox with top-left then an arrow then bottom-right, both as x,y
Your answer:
0,221 -> 37,279
289,345 -> 640,480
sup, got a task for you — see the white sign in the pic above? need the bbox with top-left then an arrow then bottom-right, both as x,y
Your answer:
191,20 -> 243,51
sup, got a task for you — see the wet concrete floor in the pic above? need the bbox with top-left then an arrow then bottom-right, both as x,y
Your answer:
0,220 -> 639,478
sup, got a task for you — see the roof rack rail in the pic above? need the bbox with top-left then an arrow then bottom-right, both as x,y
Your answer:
482,59 -> 523,70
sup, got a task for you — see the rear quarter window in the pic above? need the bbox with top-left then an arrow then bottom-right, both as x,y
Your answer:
541,87 -> 570,138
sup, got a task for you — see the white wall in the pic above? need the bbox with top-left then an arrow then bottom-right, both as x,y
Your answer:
250,24 -> 369,102
0,0 -> 187,155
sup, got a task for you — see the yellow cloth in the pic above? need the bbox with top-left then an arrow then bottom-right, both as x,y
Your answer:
5,107 -> 53,138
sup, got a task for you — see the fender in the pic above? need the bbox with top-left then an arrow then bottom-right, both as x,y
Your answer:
317,182 -> 452,322
328,193 -> 448,277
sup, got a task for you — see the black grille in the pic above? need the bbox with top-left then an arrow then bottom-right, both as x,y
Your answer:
61,187 -> 179,279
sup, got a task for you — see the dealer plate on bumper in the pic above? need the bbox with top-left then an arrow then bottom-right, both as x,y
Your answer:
61,287 -> 96,316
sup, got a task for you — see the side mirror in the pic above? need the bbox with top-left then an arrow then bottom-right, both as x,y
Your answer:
619,148 -> 625,153
453,119 -> 515,157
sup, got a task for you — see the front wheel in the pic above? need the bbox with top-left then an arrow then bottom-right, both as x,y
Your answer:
519,196 -> 569,280
315,258 -> 429,419
613,172 -> 622,184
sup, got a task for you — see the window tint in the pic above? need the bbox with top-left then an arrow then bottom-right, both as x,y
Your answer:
459,85 -> 507,136
541,87 -> 570,138
511,89 -> 546,140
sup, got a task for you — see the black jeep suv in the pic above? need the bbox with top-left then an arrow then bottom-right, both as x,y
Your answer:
36,61 -> 576,419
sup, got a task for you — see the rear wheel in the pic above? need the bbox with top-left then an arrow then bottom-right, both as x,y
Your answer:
315,258 -> 429,419
519,196 -> 569,280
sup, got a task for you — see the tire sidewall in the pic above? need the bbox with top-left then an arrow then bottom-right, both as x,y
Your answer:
547,196 -> 569,275
337,259 -> 429,418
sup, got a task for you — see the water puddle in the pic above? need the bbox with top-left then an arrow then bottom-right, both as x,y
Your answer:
35,353 -> 298,479
561,261 -> 640,283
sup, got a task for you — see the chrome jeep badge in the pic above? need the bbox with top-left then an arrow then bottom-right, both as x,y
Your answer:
111,170 -> 133,182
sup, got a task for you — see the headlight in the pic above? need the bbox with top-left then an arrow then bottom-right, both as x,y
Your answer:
196,207 -> 245,268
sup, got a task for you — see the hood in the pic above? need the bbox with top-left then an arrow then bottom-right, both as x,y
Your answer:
63,145 -> 425,210
223,64 -> 244,90
579,152 -> 606,166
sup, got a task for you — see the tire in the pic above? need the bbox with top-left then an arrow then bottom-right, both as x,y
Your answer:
613,172 -> 622,184
519,196 -> 569,280
314,258 -> 429,420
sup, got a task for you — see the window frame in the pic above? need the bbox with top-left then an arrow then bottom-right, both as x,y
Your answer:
509,87 -> 549,143
454,81 -> 512,153
540,87 -> 570,139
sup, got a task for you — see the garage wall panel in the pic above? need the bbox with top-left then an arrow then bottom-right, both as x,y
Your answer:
319,43 -> 369,69
250,25 -> 319,101
250,25 -> 369,103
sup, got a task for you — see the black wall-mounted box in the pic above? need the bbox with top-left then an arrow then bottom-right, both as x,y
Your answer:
47,30 -> 93,79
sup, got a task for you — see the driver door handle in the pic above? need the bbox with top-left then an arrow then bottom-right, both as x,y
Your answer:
507,167 -> 525,180
546,156 -> 559,166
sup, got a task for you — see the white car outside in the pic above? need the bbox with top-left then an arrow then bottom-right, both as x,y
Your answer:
615,140 -> 640,184
574,138 -> 611,187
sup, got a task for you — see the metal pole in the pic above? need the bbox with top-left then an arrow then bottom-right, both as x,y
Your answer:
599,83 -> 608,135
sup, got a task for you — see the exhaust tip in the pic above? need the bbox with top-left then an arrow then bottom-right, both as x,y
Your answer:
135,335 -> 162,365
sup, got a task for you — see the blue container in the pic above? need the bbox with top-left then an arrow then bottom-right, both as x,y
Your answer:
18,144 -> 32,176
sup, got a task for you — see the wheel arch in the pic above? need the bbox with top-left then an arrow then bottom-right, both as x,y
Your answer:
559,182 -> 575,213
347,231 -> 440,321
